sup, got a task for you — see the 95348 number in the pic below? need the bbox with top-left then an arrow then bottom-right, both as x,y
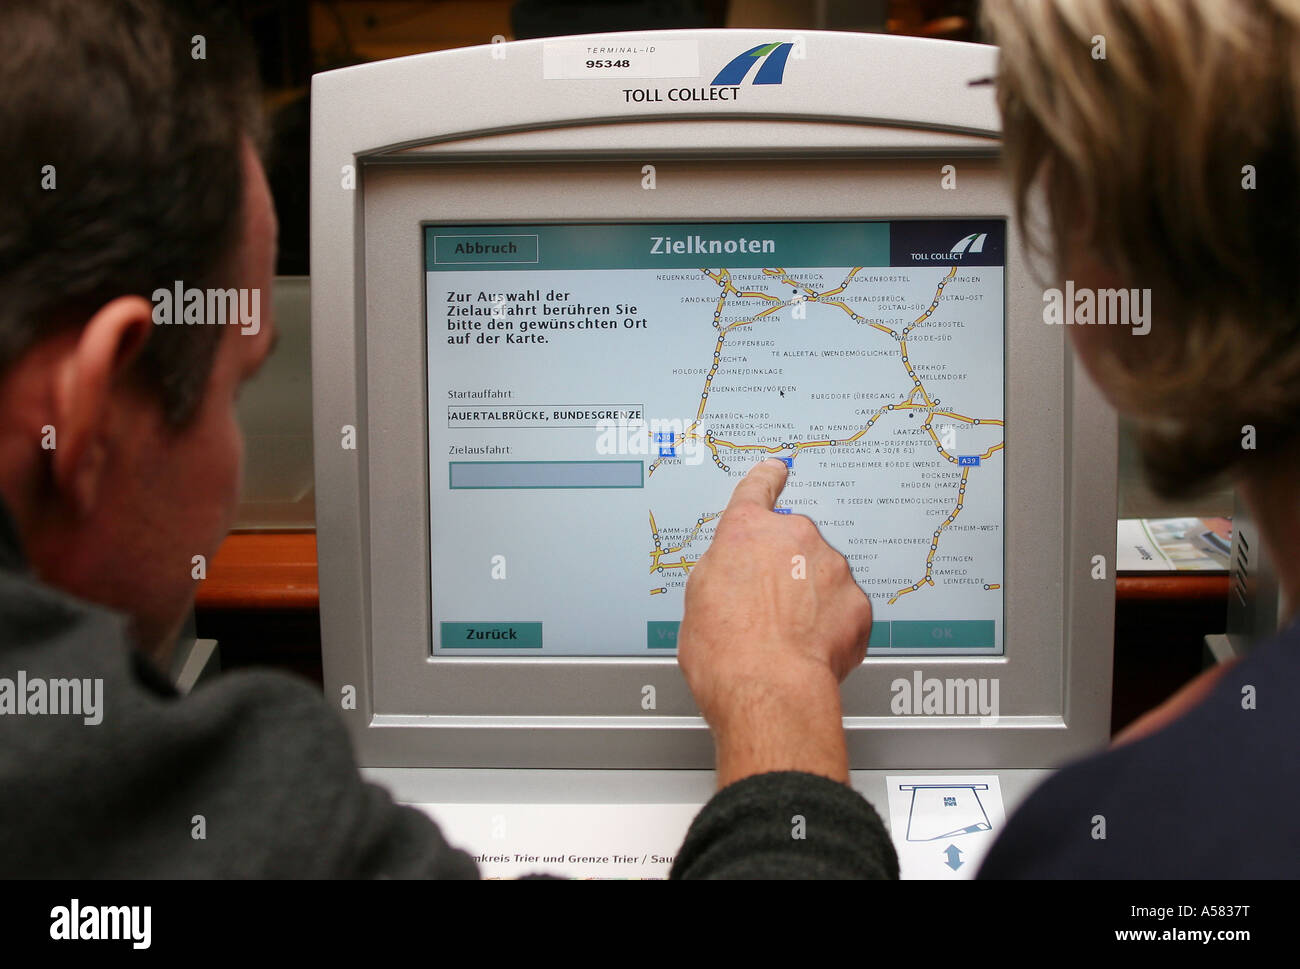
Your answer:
586,59 -> 631,69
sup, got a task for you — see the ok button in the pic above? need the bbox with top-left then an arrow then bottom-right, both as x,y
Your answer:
890,620 -> 994,649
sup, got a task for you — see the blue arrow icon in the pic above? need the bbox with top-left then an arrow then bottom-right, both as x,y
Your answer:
944,844 -> 964,871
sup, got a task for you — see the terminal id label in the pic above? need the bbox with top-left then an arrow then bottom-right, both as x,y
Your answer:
413,802 -> 701,878
885,775 -> 1006,879
542,39 -> 700,80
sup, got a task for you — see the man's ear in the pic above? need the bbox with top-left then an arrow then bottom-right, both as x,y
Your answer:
50,295 -> 154,515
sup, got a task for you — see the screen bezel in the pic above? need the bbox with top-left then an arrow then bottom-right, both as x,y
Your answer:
356,156 -> 1076,767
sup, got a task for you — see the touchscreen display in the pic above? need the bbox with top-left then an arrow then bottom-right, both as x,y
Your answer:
425,220 -> 1005,656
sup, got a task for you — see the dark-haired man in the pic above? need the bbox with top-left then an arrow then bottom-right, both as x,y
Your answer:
0,0 -> 896,879
0,0 -> 488,877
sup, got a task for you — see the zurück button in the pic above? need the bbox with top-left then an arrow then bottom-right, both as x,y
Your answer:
440,622 -> 543,648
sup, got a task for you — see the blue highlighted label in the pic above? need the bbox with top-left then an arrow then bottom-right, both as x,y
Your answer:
958,455 -> 981,466
654,432 -> 675,443
774,507 -> 792,514
780,457 -> 794,467
659,447 -> 677,457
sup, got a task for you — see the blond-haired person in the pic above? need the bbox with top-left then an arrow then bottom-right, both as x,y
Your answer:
674,0 -> 1300,878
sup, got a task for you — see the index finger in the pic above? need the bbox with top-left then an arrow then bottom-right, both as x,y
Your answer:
723,457 -> 790,514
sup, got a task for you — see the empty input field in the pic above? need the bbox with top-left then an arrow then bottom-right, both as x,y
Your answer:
448,461 -> 643,489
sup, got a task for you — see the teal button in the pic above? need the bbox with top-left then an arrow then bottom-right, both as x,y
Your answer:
890,620 -> 994,649
441,622 -> 542,648
432,233 -> 539,265
651,621 -> 892,650
647,621 -> 679,649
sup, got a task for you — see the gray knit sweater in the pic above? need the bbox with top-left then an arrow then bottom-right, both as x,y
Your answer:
0,504 -> 896,879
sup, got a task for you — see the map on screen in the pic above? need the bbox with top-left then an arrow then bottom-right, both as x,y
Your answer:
425,220 -> 1005,656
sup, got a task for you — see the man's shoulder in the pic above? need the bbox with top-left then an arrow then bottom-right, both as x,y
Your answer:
980,626 -> 1300,878
0,574 -> 464,878
0,563 -> 343,754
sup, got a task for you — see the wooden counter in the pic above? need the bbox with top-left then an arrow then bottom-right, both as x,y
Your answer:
195,530 -> 1231,611
195,531 -> 1231,734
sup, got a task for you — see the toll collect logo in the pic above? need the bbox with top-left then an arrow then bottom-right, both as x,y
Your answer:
621,41 -> 796,105
710,42 -> 794,86
950,233 -> 988,255
891,221 -> 1006,266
